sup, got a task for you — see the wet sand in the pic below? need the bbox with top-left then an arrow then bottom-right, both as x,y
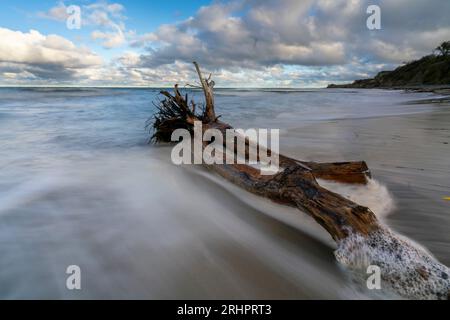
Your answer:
1,88 -> 448,299
283,99 -> 450,266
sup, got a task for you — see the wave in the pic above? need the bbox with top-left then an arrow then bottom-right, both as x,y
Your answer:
336,227 -> 450,300
317,179 -> 395,221
315,180 -> 449,299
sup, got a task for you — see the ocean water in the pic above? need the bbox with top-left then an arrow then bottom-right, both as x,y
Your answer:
0,87 -> 449,299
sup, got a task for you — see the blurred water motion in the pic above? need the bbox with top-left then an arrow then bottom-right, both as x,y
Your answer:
0,87 -> 449,299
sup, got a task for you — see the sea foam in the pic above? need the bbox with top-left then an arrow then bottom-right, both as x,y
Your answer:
335,227 -> 450,300
317,179 -> 395,220
318,179 -> 449,299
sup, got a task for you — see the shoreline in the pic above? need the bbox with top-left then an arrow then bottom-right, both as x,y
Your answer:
328,85 -> 450,94
328,86 -> 450,104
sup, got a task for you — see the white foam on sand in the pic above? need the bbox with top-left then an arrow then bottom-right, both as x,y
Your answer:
317,179 -> 395,220
335,227 -> 450,300
317,178 -> 449,299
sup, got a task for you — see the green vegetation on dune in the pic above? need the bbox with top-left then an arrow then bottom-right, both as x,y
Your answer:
329,41 -> 450,88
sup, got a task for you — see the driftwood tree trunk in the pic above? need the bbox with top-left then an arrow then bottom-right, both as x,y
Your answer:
199,123 -> 378,241
152,62 -> 379,240
149,62 -> 450,299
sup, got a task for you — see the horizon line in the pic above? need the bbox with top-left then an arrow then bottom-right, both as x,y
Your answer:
0,85 -> 326,89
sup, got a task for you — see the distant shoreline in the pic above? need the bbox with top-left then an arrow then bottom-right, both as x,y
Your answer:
328,49 -> 450,93
328,85 -> 450,95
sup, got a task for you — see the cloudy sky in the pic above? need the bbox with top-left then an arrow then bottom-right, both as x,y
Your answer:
0,0 -> 449,87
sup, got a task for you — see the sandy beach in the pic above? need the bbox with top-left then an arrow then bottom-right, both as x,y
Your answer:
0,87 -> 449,299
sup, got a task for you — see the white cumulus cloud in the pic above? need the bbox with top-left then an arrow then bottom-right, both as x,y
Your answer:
0,27 -> 102,83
